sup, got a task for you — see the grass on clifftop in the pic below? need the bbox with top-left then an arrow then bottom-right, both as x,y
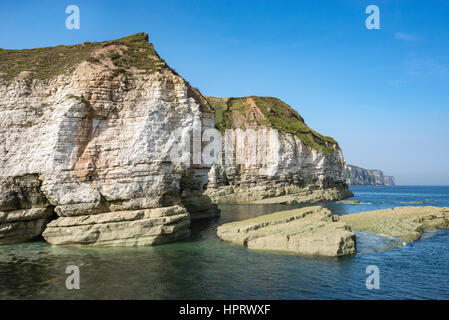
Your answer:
0,33 -> 163,81
206,96 -> 336,154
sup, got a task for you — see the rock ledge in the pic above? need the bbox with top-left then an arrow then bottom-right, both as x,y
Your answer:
341,206 -> 449,242
217,206 -> 356,257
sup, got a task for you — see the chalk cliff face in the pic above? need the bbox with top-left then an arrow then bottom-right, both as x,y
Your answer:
347,165 -> 395,186
0,33 -> 218,246
383,175 -> 395,186
204,97 -> 352,203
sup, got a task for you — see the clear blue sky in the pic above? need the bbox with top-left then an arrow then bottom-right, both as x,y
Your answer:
1,0 -> 449,185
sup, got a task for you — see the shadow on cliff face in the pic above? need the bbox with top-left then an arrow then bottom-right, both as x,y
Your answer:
179,168 -> 221,220
181,191 -> 220,220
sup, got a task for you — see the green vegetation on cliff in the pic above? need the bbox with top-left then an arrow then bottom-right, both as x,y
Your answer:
0,33 -> 164,81
206,96 -> 336,154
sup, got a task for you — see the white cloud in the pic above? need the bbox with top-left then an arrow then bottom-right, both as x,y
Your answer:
394,32 -> 416,41
387,79 -> 407,86
404,57 -> 449,77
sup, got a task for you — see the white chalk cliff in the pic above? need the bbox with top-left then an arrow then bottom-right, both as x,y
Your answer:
347,165 -> 395,186
0,34 -> 218,246
204,97 -> 352,204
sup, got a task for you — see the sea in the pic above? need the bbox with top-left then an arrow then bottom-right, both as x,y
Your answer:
1,186 -> 448,299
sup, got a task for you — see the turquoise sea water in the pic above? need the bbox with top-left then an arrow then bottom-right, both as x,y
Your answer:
1,186 -> 449,300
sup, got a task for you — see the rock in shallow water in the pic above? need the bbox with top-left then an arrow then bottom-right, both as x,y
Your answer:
217,206 -> 356,257
43,205 -> 190,246
341,206 -> 449,243
336,199 -> 360,204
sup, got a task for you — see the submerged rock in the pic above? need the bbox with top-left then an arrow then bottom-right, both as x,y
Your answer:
336,199 -> 360,204
341,206 -> 449,242
217,206 -> 356,257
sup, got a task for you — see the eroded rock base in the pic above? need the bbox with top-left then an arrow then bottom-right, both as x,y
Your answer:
0,175 -> 54,245
181,190 -> 220,220
206,185 -> 353,205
